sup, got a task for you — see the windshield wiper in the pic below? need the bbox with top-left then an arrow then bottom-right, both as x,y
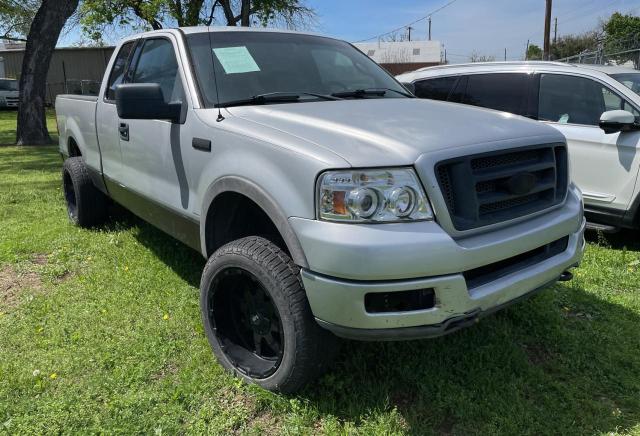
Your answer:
331,88 -> 414,99
217,92 -> 341,108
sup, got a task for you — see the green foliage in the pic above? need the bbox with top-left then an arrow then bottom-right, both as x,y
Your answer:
1,111 -> 640,434
79,0 -> 315,42
603,12 -> 640,68
550,32 -> 599,60
526,43 -> 543,60
0,0 -> 39,41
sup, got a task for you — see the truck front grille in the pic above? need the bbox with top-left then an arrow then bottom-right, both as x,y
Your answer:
436,144 -> 568,231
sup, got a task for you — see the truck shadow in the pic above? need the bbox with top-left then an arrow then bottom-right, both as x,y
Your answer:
119,209 -> 638,435
585,228 -> 640,252
298,283 -> 640,434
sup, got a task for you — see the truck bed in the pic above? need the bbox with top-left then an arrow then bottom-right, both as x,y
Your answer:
55,94 -> 101,172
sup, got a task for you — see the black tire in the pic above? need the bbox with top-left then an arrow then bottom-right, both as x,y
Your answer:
200,236 -> 339,393
62,157 -> 108,228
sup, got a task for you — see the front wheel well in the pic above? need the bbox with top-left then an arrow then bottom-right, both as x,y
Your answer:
68,137 -> 81,157
205,192 -> 287,257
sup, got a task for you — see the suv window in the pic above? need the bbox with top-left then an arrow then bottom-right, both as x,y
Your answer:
539,73 -> 640,125
413,76 -> 458,101
105,41 -> 135,101
462,73 -> 528,115
130,38 -> 183,103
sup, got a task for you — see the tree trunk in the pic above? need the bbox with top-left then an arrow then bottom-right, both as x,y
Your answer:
16,0 -> 79,146
240,0 -> 251,26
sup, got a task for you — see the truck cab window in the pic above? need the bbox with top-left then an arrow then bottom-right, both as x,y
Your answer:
462,73 -> 528,116
413,76 -> 458,101
105,41 -> 135,101
131,38 -> 183,103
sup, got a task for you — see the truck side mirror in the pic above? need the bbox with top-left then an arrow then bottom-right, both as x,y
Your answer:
599,110 -> 639,134
115,83 -> 184,123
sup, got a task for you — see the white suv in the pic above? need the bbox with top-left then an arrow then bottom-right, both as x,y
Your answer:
398,62 -> 640,231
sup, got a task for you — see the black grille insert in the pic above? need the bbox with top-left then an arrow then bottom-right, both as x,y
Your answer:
463,236 -> 569,290
436,144 -> 568,230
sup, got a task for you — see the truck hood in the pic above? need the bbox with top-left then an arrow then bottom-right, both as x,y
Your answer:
227,98 -> 563,167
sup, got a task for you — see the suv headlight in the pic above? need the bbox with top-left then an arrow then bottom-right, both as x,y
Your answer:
318,168 -> 434,222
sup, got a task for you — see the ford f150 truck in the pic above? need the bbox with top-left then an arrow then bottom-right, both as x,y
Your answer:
56,27 -> 585,393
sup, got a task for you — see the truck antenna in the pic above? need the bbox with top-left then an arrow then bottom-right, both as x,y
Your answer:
207,27 -> 225,122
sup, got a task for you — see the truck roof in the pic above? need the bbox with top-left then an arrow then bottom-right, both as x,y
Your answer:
125,26 -> 332,42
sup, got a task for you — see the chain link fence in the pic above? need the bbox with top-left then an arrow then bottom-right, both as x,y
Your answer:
45,80 -> 101,105
557,33 -> 640,69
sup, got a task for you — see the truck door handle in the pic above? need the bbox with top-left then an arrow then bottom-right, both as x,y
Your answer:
119,123 -> 129,141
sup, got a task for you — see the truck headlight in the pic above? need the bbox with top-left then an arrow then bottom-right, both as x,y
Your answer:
318,168 -> 434,222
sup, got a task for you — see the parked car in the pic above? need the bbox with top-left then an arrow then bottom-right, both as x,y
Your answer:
397,62 -> 640,231
56,29 -> 585,393
0,78 -> 19,108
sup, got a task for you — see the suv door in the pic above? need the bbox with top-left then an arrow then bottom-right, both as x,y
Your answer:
118,36 -> 193,215
536,72 -> 640,214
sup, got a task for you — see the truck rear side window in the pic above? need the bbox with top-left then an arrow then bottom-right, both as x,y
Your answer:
462,73 -> 528,116
105,41 -> 135,101
413,76 -> 458,101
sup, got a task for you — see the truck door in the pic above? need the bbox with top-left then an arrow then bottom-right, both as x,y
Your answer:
96,40 -> 136,184
536,72 -> 640,214
117,35 -> 195,217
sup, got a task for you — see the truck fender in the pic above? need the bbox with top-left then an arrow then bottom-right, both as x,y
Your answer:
200,175 -> 309,268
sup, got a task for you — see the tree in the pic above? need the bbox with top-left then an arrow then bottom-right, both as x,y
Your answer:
603,12 -> 640,68
550,32 -> 599,60
526,44 -> 542,60
0,0 -> 39,42
79,0 -> 315,41
16,0 -> 80,145
469,51 -> 495,63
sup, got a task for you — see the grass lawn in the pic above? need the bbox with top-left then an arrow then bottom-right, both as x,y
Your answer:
1,110 -> 639,434
0,109 -> 58,146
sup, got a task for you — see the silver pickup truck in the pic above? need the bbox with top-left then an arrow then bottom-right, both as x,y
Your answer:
56,27 -> 585,393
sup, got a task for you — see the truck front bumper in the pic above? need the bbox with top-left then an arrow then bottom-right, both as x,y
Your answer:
290,186 -> 585,340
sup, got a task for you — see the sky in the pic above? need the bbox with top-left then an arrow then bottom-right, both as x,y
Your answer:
59,0 -> 640,62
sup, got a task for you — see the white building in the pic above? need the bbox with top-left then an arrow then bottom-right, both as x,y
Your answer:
354,40 -> 442,74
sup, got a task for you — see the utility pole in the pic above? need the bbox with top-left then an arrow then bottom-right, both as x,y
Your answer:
525,39 -> 530,60
504,48 -> 507,61
553,17 -> 558,44
407,26 -> 414,41
428,16 -> 432,40
543,0 -> 552,60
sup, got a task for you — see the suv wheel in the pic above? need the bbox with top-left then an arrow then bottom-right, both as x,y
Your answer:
62,157 -> 108,227
200,236 -> 338,393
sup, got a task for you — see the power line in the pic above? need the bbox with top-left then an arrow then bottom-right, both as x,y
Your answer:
353,0 -> 460,43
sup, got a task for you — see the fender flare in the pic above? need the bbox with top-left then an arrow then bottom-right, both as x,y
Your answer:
200,175 -> 309,268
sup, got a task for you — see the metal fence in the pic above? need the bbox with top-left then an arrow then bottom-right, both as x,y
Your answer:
557,47 -> 640,69
45,80 -> 101,105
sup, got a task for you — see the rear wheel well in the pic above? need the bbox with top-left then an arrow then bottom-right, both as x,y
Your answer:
68,138 -> 81,157
205,192 -> 287,257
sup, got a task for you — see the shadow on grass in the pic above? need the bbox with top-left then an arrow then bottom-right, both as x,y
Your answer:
298,284 -> 640,434
126,214 -> 640,434
585,228 -> 640,252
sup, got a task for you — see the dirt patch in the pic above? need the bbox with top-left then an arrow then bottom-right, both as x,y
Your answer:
0,265 -> 43,311
31,254 -> 48,265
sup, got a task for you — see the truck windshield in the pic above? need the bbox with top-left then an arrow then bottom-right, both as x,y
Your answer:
0,79 -> 18,91
185,31 -> 410,108
611,73 -> 640,96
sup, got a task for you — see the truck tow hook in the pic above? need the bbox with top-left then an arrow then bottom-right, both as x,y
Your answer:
558,271 -> 574,282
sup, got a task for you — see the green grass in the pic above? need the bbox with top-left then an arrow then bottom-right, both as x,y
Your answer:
1,112 -> 640,434
0,109 -> 57,145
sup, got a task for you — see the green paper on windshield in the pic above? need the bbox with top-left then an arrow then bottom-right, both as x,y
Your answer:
213,46 -> 260,74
